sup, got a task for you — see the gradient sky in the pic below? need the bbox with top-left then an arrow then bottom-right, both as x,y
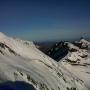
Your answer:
0,0 -> 90,41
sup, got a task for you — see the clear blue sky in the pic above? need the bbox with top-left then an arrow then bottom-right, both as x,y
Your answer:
0,0 -> 90,41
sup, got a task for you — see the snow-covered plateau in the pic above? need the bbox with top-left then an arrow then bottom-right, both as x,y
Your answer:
0,32 -> 89,90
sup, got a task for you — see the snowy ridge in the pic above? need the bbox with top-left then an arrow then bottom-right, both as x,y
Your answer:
60,40 -> 90,89
67,42 -> 79,51
0,32 -> 88,90
80,39 -> 90,49
80,39 -> 90,45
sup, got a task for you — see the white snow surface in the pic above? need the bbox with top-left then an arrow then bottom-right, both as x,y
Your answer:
60,40 -> 90,89
67,42 -> 79,51
0,32 -> 88,90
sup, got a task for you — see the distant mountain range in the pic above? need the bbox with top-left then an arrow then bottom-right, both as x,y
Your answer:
36,38 -> 90,61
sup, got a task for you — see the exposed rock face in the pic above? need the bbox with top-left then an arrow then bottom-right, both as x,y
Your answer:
41,41 -> 69,61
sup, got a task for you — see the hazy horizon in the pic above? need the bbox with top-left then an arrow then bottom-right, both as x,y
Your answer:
0,0 -> 90,41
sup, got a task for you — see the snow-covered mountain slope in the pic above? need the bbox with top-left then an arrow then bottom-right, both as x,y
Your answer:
0,32 -> 88,90
74,39 -> 90,49
80,39 -> 90,46
60,40 -> 90,89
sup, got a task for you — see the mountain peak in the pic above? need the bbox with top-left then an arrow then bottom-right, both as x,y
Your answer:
80,39 -> 88,43
0,32 -> 6,38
